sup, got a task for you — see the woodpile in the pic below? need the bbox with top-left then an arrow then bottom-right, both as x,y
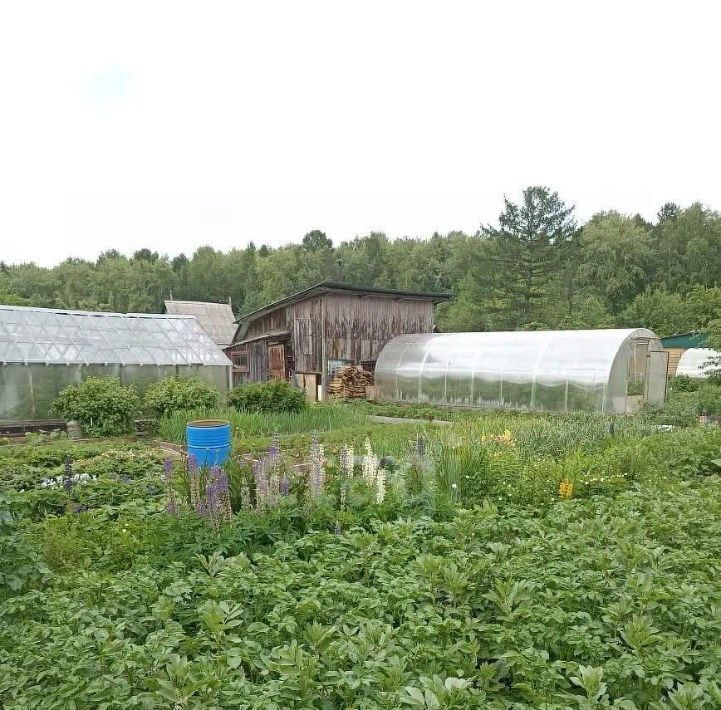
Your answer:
327,365 -> 374,399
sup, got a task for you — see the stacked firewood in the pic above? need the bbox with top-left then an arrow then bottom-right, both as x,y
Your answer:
327,366 -> 374,399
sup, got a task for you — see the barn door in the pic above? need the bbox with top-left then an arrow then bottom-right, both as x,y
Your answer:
268,344 -> 286,380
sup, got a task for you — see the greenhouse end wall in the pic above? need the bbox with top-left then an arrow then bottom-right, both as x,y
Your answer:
374,329 -> 664,415
0,364 -> 231,420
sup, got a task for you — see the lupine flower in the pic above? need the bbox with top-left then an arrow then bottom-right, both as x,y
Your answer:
279,475 -> 290,496
376,468 -> 386,504
187,454 -> 201,510
163,458 -> 173,482
333,521 -> 342,535
268,432 -> 281,461
240,479 -> 252,511
253,458 -> 269,509
309,433 -> 325,499
63,455 -> 74,494
205,466 -> 233,526
340,446 -> 354,479
362,439 -> 379,487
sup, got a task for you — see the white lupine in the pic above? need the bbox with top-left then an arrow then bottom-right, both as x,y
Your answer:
362,438 -> 379,486
340,446 -> 354,479
376,468 -> 387,504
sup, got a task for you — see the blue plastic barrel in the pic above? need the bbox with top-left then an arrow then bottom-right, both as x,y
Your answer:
186,420 -> 231,467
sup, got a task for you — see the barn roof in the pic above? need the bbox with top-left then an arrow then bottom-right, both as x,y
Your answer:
163,300 -> 236,348
237,281 -> 450,324
231,281 -> 451,345
0,305 -> 231,366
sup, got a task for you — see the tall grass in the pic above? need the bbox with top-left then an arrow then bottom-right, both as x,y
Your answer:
157,404 -> 369,444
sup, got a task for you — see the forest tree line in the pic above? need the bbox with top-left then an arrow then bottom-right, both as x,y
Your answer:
2,186 -> 721,339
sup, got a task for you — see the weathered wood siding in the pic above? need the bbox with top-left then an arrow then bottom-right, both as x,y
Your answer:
322,294 -> 434,363
242,297 -> 323,375
238,292 -> 434,383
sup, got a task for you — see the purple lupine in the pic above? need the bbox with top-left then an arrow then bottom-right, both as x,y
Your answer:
163,458 -> 173,482
268,432 -> 281,461
63,455 -> 74,494
252,458 -> 269,509
206,465 -> 232,523
279,475 -> 290,496
187,454 -> 200,511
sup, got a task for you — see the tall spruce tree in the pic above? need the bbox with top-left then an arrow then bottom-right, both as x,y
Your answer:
481,186 -> 576,329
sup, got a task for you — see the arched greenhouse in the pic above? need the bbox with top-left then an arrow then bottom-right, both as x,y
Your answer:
374,329 -> 668,414
675,348 -> 721,378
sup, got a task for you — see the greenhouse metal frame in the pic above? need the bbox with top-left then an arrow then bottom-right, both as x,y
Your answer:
0,305 -> 232,420
374,329 -> 668,414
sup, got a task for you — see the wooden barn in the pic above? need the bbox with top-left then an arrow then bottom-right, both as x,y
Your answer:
225,281 -> 450,399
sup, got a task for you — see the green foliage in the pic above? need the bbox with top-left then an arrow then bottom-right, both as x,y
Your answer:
228,379 -> 307,414
2,424 -> 721,706
143,376 -> 220,416
670,375 -> 700,393
50,377 -> 140,436
479,186 -> 577,328
4,192 -> 721,336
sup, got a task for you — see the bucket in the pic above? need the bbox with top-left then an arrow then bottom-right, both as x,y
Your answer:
66,420 -> 83,441
186,419 -> 231,467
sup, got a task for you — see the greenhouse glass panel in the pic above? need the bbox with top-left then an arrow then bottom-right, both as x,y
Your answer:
0,305 -> 232,420
375,329 -> 665,414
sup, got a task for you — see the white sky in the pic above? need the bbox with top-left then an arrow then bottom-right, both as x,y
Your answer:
1,0 -> 720,266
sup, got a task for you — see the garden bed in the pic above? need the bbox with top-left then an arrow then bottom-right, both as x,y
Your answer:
2,416 -> 721,707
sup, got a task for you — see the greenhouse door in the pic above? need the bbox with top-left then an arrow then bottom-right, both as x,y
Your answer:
645,350 -> 668,406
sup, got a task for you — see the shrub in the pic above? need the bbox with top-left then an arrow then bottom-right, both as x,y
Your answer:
697,383 -> 721,415
228,380 -> 306,414
50,377 -> 140,437
144,376 -> 220,416
670,375 -> 700,393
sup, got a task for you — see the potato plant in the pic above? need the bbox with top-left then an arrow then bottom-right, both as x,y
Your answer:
1,422 -> 721,708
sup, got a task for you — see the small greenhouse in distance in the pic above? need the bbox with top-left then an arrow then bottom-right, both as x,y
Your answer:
374,329 -> 668,414
0,305 -> 232,420
675,348 -> 721,378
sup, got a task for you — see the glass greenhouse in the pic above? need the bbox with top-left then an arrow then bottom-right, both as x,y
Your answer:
0,306 -> 232,420
675,348 -> 721,378
375,329 -> 667,414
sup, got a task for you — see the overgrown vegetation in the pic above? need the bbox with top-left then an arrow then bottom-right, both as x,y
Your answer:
228,379 -> 307,414
50,377 -> 140,437
144,376 -> 221,416
2,408 -> 721,706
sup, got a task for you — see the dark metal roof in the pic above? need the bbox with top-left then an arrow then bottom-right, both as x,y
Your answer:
237,281 -> 451,323
230,281 -> 451,346
660,331 -> 709,349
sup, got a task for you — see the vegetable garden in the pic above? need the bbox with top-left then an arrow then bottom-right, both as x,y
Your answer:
2,390 -> 721,707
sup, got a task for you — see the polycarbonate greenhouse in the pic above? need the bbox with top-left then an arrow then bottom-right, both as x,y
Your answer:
676,348 -> 721,378
0,305 -> 232,420
375,329 -> 668,414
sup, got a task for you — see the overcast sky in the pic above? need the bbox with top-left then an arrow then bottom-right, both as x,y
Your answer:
1,1 -> 720,267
